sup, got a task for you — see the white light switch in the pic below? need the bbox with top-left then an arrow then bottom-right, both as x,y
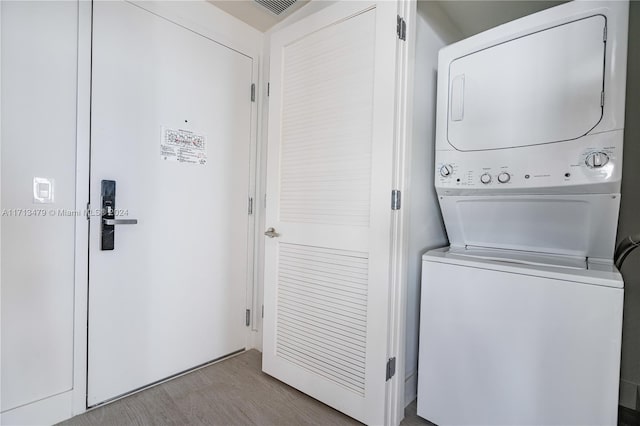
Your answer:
33,177 -> 54,204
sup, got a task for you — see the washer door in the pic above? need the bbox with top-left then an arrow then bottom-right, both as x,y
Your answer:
447,15 -> 606,151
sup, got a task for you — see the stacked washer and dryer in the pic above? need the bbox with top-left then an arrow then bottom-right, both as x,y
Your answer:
417,1 -> 629,425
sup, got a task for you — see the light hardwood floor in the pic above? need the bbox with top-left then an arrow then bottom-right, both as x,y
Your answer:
60,350 -> 432,426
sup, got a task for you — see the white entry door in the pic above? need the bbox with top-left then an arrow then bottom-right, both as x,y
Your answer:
263,2 -> 401,424
88,1 -> 254,406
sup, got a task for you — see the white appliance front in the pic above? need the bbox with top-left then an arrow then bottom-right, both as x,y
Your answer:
437,1 -> 627,155
447,14 -> 606,152
417,2 -> 629,425
433,0 -> 629,260
438,193 -> 621,259
417,250 -> 623,426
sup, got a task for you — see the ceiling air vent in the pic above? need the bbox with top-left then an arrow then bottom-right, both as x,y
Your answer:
254,0 -> 298,16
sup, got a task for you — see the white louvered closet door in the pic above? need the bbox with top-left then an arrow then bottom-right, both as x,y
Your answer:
263,2 -> 400,424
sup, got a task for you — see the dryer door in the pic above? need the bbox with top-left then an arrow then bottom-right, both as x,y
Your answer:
447,15 -> 606,151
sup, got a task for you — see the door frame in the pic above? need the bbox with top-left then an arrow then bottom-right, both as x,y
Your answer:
71,0 -> 265,416
387,1 -> 417,424
71,0 -> 92,415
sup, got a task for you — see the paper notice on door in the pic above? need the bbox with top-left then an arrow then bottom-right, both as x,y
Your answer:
161,127 -> 207,166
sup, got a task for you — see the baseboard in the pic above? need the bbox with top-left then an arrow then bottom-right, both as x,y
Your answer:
621,379 -> 639,410
404,371 -> 417,408
619,405 -> 640,426
0,391 -> 73,425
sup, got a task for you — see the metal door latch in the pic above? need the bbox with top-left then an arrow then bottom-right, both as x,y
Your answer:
264,227 -> 280,238
101,180 -> 138,250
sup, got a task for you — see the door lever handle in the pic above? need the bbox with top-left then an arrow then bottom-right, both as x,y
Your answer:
264,227 -> 280,238
103,218 -> 138,226
101,179 -> 138,250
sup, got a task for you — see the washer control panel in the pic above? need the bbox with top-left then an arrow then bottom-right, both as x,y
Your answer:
435,138 -> 621,191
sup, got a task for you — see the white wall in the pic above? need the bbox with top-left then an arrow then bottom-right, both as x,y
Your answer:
418,0 -> 465,45
1,0 -> 78,419
617,0 -> 640,411
403,1 -> 461,406
433,0 -> 565,39
0,1 -> 264,424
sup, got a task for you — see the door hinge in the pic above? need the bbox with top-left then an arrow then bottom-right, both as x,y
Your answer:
391,190 -> 401,210
248,197 -> 254,215
267,82 -> 270,97
261,305 -> 264,318
397,15 -> 406,41
245,309 -> 251,326
251,83 -> 256,102
386,357 -> 396,381
86,202 -> 91,220
601,91 -> 605,107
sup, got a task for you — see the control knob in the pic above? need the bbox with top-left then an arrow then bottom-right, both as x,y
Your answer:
480,173 -> 492,184
497,172 -> 511,183
440,164 -> 453,177
585,152 -> 609,168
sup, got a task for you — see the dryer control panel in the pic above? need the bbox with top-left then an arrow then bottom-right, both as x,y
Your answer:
435,131 -> 623,195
